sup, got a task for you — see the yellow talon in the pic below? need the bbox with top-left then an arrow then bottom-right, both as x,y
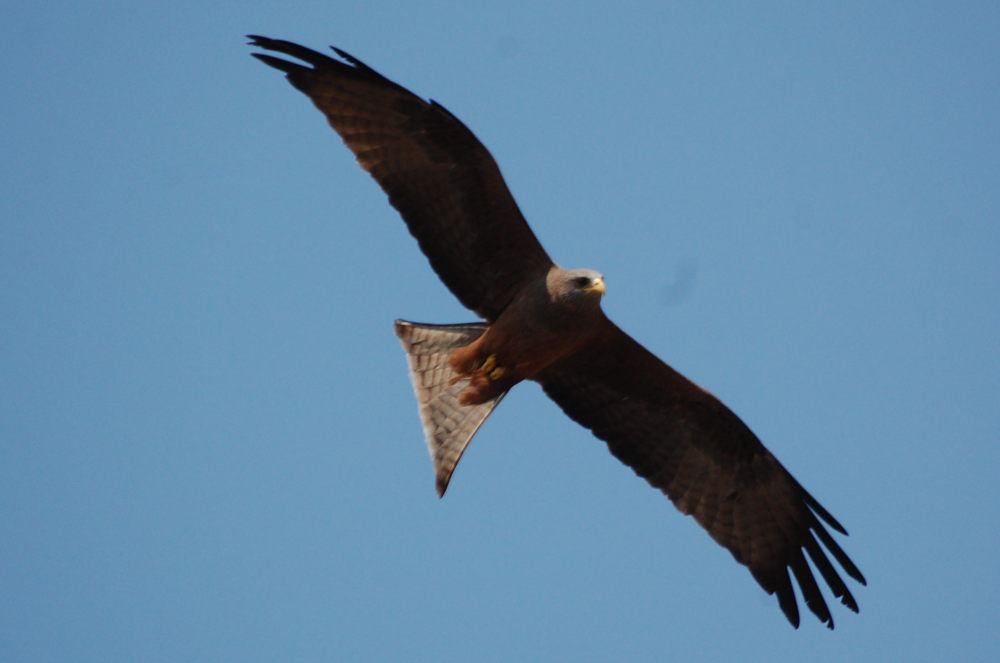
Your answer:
478,354 -> 506,381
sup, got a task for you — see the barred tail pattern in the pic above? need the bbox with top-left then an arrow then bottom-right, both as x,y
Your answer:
394,320 -> 507,496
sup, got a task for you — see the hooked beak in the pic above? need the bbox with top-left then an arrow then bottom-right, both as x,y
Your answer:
583,276 -> 606,295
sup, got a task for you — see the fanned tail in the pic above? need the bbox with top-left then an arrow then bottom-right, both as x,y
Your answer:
394,320 -> 507,496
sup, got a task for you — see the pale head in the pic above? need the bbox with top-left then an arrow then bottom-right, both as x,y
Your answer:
546,267 -> 606,310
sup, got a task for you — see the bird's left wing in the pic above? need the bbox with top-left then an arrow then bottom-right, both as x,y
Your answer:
535,317 -> 866,629
249,36 -> 553,321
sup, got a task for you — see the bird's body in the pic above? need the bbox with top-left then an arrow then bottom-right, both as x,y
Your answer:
448,267 -> 607,406
249,35 -> 866,629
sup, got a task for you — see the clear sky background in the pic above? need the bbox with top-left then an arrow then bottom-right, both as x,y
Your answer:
3,2 -> 998,661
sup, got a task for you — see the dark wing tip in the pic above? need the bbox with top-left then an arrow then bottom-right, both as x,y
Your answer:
248,34 -> 341,69
810,518 -> 867,587
801,485 -> 849,536
747,492 -> 864,629
248,35 -> 401,96
790,550 -> 835,629
802,529 -> 861,615
760,567 -> 801,629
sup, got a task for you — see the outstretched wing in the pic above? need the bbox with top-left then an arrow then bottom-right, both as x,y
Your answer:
536,318 -> 866,629
249,36 -> 553,321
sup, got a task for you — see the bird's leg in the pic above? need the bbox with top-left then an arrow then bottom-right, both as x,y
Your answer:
447,339 -> 514,406
479,354 -> 506,381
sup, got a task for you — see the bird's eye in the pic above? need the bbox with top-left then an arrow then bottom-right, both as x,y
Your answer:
574,276 -> 592,287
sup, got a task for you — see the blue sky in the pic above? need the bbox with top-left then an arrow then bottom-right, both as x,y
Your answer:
2,2 -> 998,661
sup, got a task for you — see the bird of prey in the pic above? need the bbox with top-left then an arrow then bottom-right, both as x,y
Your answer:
248,35 -> 866,629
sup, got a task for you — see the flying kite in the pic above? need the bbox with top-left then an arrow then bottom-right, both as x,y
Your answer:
248,36 -> 866,629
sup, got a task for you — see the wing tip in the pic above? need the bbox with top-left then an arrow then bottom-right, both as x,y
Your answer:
801,484 -> 849,535
248,34 -> 387,85
248,34 -> 343,70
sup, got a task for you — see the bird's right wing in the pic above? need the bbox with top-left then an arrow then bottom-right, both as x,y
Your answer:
249,36 -> 553,321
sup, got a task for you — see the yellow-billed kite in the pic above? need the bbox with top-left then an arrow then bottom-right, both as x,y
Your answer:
249,36 -> 866,629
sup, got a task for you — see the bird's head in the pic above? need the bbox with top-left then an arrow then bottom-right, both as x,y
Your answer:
548,267 -> 606,311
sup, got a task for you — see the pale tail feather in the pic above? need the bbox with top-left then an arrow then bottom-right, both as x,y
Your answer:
393,320 -> 507,496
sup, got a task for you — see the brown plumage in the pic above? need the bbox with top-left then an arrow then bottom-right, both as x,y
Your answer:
249,35 -> 866,629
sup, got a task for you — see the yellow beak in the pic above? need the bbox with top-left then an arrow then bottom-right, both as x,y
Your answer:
583,277 -> 606,295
